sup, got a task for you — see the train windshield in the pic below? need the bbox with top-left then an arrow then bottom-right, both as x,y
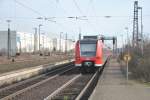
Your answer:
80,43 -> 96,57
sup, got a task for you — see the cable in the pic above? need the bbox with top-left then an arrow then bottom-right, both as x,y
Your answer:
45,0 -> 76,34
1,14 -> 150,20
72,0 -> 84,15
86,0 -> 100,33
72,0 -> 93,32
14,0 -> 44,17
55,0 -> 68,16
86,0 -> 95,16
55,21 -> 76,34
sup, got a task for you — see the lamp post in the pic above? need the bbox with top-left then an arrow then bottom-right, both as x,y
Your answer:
38,24 -> 42,54
6,20 -> 11,59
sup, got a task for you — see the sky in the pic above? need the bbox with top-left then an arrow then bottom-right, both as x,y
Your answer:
0,0 -> 150,48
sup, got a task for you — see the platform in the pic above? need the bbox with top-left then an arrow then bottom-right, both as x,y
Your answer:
0,59 -> 73,87
89,58 -> 150,100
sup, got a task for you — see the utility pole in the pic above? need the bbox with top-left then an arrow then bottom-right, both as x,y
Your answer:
42,33 -> 44,53
112,37 -> 115,55
79,33 -> 81,40
6,20 -> 11,59
120,34 -> 124,53
38,24 -> 42,54
65,33 -> 67,54
33,27 -> 37,53
19,39 -> 21,54
138,7 -> 143,55
79,28 -> 81,40
115,38 -> 117,54
133,1 -> 139,47
59,32 -> 63,52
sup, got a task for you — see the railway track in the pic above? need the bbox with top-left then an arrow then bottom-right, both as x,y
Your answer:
0,59 -> 107,100
45,74 -> 93,100
45,60 -> 108,100
44,72 -> 99,100
0,63 -> 77,100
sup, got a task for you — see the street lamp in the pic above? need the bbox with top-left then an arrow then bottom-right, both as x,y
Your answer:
6,20 -> 11,59
38,24 -> 42,54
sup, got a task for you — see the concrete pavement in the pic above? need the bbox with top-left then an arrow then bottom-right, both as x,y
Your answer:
89,58 -> 150,100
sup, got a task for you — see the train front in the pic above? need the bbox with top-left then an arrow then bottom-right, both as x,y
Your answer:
75,39 -> 103,73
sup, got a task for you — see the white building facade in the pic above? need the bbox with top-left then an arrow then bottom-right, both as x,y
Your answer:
0,31 -> 16,56
0,31 -> 74,56
16,32 -> 74,53
52,38 -> 74,52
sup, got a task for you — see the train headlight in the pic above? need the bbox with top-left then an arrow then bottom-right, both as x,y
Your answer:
83,62 -> 93,67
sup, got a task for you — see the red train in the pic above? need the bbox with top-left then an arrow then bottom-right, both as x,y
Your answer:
75,36 -> 109,73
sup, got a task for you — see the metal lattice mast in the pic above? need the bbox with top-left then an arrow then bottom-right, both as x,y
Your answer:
133,1 -> 139,47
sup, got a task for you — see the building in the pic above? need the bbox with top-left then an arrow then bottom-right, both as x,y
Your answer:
0,31 -> 16,56
17,32 -> 34,53
0,31 -> 75,56
52,38 -> 74,52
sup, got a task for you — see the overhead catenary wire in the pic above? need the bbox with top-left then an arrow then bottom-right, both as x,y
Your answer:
55,0 -> 69,17
72,0 -> 98,33
86,0 -> 95,16
72,0 -> 84,15
3,1 -> 150,37
13,0 -> 73,34
85,0 -> 99,33
46,0 -> 76,38
85,0 -> 100,33
54,0 -> 76,34
14,0 -> 44,17
1,14 -> 150,20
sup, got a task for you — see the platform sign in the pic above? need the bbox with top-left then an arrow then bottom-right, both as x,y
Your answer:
123,54 -> 131,82
123,54 -> 131,62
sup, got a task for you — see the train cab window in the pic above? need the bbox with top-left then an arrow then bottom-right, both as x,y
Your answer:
80,43 -> 96,57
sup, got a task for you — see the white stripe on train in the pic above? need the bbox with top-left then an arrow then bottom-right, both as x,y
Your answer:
75,64 -> 103,67
75,64 -> 82,66
94,64 -> 103,66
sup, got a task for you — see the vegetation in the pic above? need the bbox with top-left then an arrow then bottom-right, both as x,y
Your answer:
119,37 -> 150,82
